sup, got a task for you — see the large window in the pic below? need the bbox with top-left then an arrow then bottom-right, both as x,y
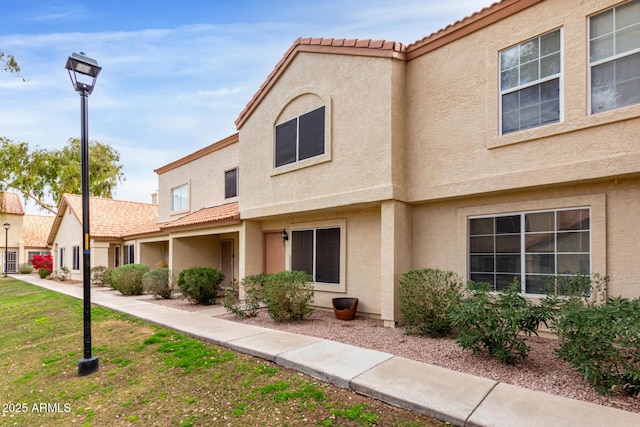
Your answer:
469,208 -> 590,294
171,184 -> 189,212
225,168 -> 238,199
590,0 -> 640,113
275,106 -> 325,167
72,246 -> 80,270
500,29 -> 561,134
27,251 -> 49,265
291,227 -> 340,284
124,245 -> 135,265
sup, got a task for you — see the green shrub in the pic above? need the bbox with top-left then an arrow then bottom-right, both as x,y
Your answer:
18,263 -> 34,274
91,266 -> 108,286
223,274 -> 267,317
38,267 -> 51,279
262,270 -> 314,322
103,268 -> 115,288
143,268 -> 176,299
449,281 -> 554,365
399,268 -> 464,337
547,275 -> 639,396
177,267 -> 224,305
110,264 -> 150,296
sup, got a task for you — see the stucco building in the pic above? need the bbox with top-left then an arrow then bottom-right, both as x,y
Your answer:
128,0 -> 640,327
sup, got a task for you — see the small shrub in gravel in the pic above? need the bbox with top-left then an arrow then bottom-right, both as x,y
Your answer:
18,263 -> 34,274
449,281 -> 554,365
103,268 -> 115,288
55,267 -> 69,281
143,268 -> 176,299
399,268 -> 464,337
223,274 -> 267,318
91,266 -> 108,286
263,270 -> 314,322
38,267 -> 51,279
177,267 -> 224,305
110,264 -> 149,296
547,275 -> 639,396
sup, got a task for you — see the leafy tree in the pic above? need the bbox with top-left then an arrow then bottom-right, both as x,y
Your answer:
0,137 -> 125,214
0,49 -> 25,80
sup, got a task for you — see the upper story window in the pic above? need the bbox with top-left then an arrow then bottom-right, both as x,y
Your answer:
469,208 -> 590,295
275,106 -> 325,167
500,29 -> 561,135
589,0 -> 640,114
171,183 -> 189,212
225,168 -> 238,199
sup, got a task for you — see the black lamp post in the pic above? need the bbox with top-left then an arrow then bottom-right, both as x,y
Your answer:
3,222 -> 9,277
65,52 -> 101,376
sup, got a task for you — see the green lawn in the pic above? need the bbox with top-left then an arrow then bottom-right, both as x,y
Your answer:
0,277 -> 446,426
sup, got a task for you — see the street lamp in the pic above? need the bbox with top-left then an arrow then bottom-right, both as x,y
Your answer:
65,52 -> 102,376
3,222 -> 9,277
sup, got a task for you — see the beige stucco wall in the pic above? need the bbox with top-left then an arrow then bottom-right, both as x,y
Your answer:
157,142 -> 239,223
238,52 -> 404,218
404,0 -> 640,203
1,213 -> 23,272
411,177 -> 640,299
256,206 -> 382,316
51,206 -> 81,278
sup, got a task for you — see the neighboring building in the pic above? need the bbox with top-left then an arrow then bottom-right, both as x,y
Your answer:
22,215 -> 54,265
1,192 -> 25,274
124,133 -> 241,287
47,194 -> 158,280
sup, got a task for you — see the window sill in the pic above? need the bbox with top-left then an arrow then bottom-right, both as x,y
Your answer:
271,153 -> 331,177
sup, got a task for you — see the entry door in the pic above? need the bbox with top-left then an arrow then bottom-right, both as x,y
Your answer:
220,240 -> 234,287
264,232 -> 285,274
3,251 -> 18,274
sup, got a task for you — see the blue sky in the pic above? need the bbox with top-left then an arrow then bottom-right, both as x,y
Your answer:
0,0 -> 491,213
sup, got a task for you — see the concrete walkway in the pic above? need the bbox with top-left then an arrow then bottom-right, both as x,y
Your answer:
12,275 -> 640,427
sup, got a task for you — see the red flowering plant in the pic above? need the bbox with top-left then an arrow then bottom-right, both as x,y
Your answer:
32,254 -> 53,270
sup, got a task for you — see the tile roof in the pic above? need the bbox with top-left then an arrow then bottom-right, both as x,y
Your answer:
122,219 -> 166,238
0,192 -> 24,215
234,0 -> 541,128
235,37 -> 406,128
48,194 -> 158,243
23,215 -> 55,248
161,202 -> 239,230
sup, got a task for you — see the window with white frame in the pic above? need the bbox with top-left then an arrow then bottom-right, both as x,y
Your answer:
59,247 -> 66,268
225,168 -> 238,199
275,106 -> 325,167
500,29 -> 561,134
171,184 -> 189,212
291,227 -> 340,284
72,246 -> 80,270
590,0 -> 640,113
124,245 -> 135,265
27,251 -> 49,265
469,208 -> 590,294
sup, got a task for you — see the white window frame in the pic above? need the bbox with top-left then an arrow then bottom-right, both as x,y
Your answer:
59,247 -> 66,268
499,28 -> 563,135
290,219 -> 346,293
124,244 -> 135,265
72,245 -> 80,271
588,0 -> 640,114
274,106 -> 325,168
468,207 -> 591,295
171,183 -> 189,212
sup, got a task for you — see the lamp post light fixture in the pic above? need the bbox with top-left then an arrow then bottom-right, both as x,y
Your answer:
65,52 -> 102,376
3,222 -> 9,277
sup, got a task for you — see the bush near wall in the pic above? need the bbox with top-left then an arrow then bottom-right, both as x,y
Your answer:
110,264 -> 150,296
32,254 -> 53,271
399,268 -> 464,337
91,266 -> 108,286
262,271 -> 314,322
143,267 -> 176,299
223,273 -> 267,318
177,267 -> 224,305
38,268 -> 51,279
449,281 -> 554,365
18,263 -> 33,274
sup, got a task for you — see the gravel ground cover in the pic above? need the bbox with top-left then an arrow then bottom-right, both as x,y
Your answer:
147,294 -> 640,414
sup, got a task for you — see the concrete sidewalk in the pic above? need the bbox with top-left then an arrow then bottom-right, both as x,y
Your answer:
12,274 -> 640,427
